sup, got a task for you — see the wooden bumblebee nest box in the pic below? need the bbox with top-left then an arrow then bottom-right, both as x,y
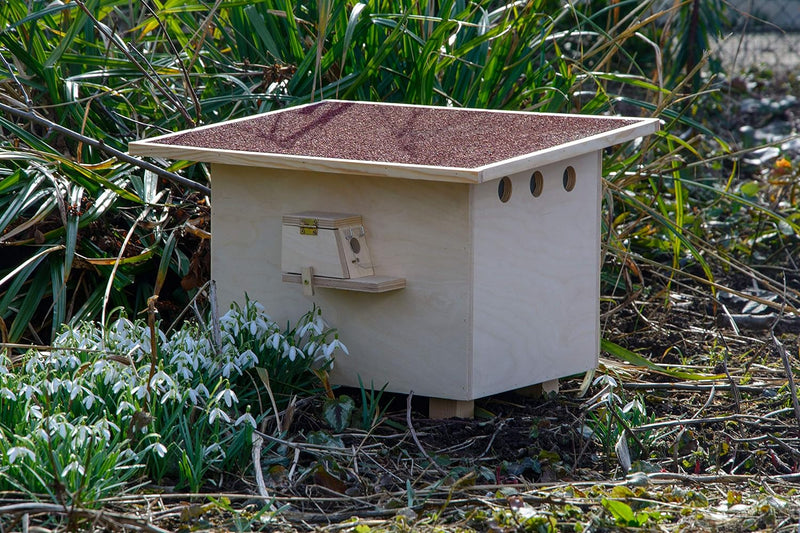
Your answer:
130,100 -> 658,418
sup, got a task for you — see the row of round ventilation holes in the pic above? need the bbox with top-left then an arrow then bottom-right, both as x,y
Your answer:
498,166 -> 576,203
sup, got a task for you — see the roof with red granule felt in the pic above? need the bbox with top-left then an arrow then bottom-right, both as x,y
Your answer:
152,101 -> 641,169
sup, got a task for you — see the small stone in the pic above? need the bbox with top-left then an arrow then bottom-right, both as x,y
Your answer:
781,138 -> 800,157
740,98 -> 761,113
396,508 -> 417,521
626,472 -> 651,487
744,146 -> 781,166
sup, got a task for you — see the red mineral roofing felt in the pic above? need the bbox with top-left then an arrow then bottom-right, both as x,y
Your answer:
154,101 -> 641,169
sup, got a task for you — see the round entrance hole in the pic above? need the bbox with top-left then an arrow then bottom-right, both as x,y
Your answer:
498,176 -> 512,203
349,237 -> 361,254
562,166 -> 576,191
530,171 -> 544,197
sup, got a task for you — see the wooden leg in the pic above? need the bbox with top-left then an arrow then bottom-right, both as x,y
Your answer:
542,378 -> 559,395
428,398 -> 474,419
515,379 -> 560,398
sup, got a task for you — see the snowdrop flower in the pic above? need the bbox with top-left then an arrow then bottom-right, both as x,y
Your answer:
194,383 -> 209,398
112,318 -> 134,337
91,359 -> 108,376
176,364 -> 193,381
149,370 -> 175,390
323,339 -> 348,358
267,332 -> 282,351
74,424 -> 90,446
66,380 -> 81,401
208,407 -> 230,424
132,384 -> 149,401
147,442 -> 167,458
297,320 -> 322,338
118,448 -> 137,462
117,401 -> 135,415
187,388 -> 201,405
7,446 -> 35,464
63,353 -> 81,370
160,388 -> 181,404
49,422 -> 68,439
62,460 -> 85,477
222,315 -> 240,336
27,405 -> 42,421
254,315 -> 270,333
203,442 -> 224,460
235,349 -> 257,369
20,383 -> 41,401
82,392 -> 97,410
106,368 -> 125,387
112,378 -> 128,394
182,336 -> 196,352
221,361 -> 241,378
169,351 -> 186,366
0,387 -> 16,401
214,388 -> 238,408
43,378 -> 59,395
94,420 -> 117,440
234,412 -> 256,428
283,343 -> 303,362
304,341 -> 320,358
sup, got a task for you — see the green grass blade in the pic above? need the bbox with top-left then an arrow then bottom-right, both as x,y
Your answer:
601,339 -> 723,381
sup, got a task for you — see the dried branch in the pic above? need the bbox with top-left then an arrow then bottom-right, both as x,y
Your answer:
406,392 -> 449,476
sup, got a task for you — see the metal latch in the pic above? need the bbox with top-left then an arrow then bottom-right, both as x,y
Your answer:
299,218 -> 318,235
343,225 -> 365,239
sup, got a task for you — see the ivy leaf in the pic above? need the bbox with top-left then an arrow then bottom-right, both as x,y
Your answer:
323,395 -> 355,432
313,464 -> 348,494
602,498 -> 635,524
740,181 -> 760,197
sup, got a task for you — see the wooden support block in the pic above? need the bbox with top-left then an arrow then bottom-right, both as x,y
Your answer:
515,379 -> 560,398
428,398 -> 474,419
542,378 -> 559,396
301,267 -> 314,297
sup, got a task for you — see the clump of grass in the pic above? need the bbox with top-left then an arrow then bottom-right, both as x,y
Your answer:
0,298 -> 346,502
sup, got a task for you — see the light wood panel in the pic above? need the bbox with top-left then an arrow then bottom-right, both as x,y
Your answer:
211,164 -> 474,399
129,142 -> 482,183
281,225 -> 349,278
469,152 -> 602,399
282,212 -> 363,228
282,273 -> 405,293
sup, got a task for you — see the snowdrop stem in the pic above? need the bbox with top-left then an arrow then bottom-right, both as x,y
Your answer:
143,295 -> 159,413
209,281 -> 222,355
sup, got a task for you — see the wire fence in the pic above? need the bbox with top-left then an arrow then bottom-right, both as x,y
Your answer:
715,0 -> 800,72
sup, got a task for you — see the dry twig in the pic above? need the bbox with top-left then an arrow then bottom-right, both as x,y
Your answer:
406,392 -> 449,476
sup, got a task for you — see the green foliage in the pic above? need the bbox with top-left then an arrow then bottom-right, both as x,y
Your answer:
2,0 -> 782,346
357,376 -> 390,430
323,395 -> 355,433
584,375 -> 655,467
602,497 -> 665,527
0,299 -> 346,500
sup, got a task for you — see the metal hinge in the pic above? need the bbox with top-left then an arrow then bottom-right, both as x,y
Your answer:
299,218 -> 318,235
